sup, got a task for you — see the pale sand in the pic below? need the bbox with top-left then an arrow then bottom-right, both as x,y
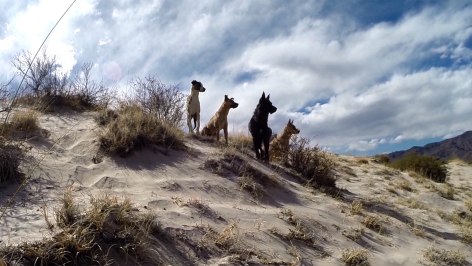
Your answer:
1,111 -> 471,265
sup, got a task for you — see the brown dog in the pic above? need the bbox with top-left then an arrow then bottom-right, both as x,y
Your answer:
270,119 -> 300,162
201,95 -> 239,144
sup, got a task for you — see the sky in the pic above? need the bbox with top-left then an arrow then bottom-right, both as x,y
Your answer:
1,0 -> 471,155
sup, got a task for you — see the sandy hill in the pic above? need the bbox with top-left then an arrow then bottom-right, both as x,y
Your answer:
1,111 -> 472,265
389,131 -> 472,162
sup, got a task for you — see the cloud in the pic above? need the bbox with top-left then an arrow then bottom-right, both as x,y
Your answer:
1,1 -> 471,154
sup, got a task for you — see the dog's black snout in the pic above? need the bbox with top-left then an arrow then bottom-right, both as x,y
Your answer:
270,106 -> 277,114
201,87 -> 206,92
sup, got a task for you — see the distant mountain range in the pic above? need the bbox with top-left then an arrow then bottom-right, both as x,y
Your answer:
388,131 -> 472,162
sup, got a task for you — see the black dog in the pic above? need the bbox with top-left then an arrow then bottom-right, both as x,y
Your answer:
248,92 -> 277,160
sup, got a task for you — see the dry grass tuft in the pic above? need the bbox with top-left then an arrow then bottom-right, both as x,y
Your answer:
55,189 -> 79,228
341,248 -> 369,266
362,215 -> 383,234
423,246 -> 466,266
0,193 -> 161,265
465,199 -> 472,212
238,175 -> 264,200
436,209 -> 472,244
342,227 -> 365,242
99,103 -> 185,156
435,183 -> 456,200
0,139 -> 24,185
10,110 -> 40,134
349,200 -> 364,216
228,134 -> 253,154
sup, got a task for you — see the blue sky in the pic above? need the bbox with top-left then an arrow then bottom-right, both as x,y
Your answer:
1,0 -> 471,155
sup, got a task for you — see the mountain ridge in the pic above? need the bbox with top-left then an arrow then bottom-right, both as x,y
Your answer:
388,130 -> 472,161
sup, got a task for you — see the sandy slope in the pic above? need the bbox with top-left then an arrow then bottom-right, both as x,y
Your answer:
1,111 -> 471,265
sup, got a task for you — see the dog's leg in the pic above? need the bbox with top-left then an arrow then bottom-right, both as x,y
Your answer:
253,137 -> 261,159
187,112 -> 194,134
195,112 -> 201,135
216,128 -> 220,142
224,122 -> 228,144
263,127 -> 272,161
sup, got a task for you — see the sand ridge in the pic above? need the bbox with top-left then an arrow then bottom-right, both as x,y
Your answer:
0,111 -> 471,265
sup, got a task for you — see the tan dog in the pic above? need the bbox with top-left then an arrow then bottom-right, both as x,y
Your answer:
270,119 -> 300,161
201,95 -> 239,144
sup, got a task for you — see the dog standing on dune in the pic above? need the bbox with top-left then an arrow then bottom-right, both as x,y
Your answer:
248,92 -> 277,161
270,119 -> 300,162
201,95 -> 239,144
187,80 -> 206,134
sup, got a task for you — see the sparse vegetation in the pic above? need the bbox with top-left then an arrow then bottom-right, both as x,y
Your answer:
12,51 -> 113,112
423,246 -> 466,266
288,136 -> 337,189
0,139 -> 24,185
0,193 -> 161,265
10,110 -> 40,134
238,175 -> 264,200
362,215 -> 383,233
436,209 -> 472,244
435,183 -> 456,200
390,153 -> 448,182
373,154 -> 390,164
130,75 -> 185,127
228,134 -> 253,154
342,227 -> 364,242
349,200 -> 364,216
99,103 -> 185,156
341,248 -> 369,266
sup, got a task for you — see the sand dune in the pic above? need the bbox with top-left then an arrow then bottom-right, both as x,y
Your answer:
1,111 -> 471,265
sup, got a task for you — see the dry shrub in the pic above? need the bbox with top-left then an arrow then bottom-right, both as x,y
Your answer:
288,136 -> 336,189
12,51 -> 113,112
94,108 -> 118,126
131,76 -> 185,128
423,246 -> 466,266
0,139 -> 24,185
99,103 -> 185,156
0,194 -> 161,265
10,110 -> 40,134
341,248 -> 369,266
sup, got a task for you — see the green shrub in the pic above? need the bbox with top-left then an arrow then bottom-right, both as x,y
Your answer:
373,154 -> 390,164
390,153 -> 448,182
288,136 -> 336,188
99,104 -> 185,156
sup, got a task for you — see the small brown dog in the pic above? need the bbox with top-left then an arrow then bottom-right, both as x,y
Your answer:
270,119 -> 300,162
201,95 -> 239,144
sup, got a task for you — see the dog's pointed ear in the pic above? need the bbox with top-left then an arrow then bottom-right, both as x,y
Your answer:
191,80 -> 197,85
259,92 -> 265,103
225,95 -> 228,100
289,119 -> 292,124
267,94 -> 270,100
